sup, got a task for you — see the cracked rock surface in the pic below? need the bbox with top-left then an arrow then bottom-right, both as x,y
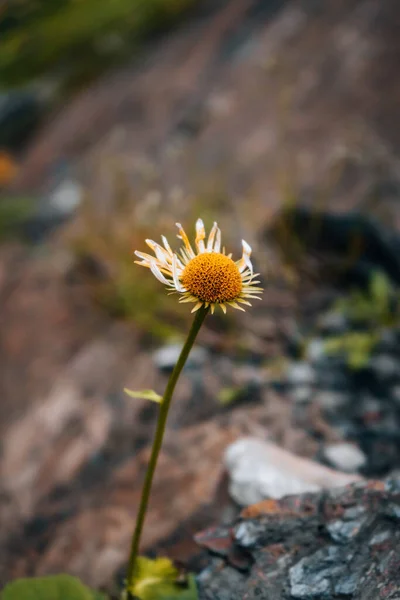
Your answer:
196,480 -> 400,600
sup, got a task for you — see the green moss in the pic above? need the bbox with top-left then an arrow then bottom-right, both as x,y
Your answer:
0,196 -> 35,240
0,0 -> 197,90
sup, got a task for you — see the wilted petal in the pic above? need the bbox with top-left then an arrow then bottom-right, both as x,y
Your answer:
195,218 -> 206,253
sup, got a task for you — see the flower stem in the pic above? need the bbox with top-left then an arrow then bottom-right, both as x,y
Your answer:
125,305 -> 209,597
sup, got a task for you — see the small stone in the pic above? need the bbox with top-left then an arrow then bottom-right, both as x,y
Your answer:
291,386 -> 313,404
369,530 -> 391,546
48,179 -> 83,216
317,312 -> 347,334
287,362 -> 316,386
370,355 -> 400,380
316,391 -> 349,412
234,521 -> 263,548
391,386 -> 400,405
384,503 -> 400,521
153,343 -> 207,372
323,443 -> 366,473
334,572 -> 359,596
326,517 -> 367,543
306,339 -> 326,363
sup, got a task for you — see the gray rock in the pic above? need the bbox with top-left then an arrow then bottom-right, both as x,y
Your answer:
291,385 -> 313,404
326,517 -> 367,543
317,312 -> 347,334
287,362 -> 316,386
289,546 -> 357,599
391,386 -> 400,405
153,343 -> 208,371
48,178 -> 83,216
323,443 -> 366,473
306,339 -> 326,363
316,391 -> 349,412
370,354 -> 400,380
0,91 -> 41,150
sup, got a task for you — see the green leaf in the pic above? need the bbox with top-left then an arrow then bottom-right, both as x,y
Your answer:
124,389 -> 162,403
128,557 -> 198,600
1,574 -> 107,600
370,271 -> 390,315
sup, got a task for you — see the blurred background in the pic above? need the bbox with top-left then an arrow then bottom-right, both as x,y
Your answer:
1,0 -> 400,594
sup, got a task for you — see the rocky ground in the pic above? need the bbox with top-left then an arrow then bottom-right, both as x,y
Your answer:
1,0 -> 400,598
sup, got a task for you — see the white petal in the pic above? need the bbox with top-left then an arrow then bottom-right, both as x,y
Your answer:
146,239 -> 171,266
207,222 -> 218,251
214,226 -> 221,253
195,218 -> 206,253
149,261 -> 170,285
172,255 -> 184,292
176,223 -> 195,258
236,241 -> 253,274
161,235 -> 173,256
219,303 -> 227,314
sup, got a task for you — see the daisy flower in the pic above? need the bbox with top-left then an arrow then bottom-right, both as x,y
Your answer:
134,218 -> 262,314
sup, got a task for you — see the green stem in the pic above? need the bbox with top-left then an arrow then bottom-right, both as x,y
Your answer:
125,305 -> 209,597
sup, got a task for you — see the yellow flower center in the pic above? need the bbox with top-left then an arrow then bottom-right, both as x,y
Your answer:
181,252 -> 242,304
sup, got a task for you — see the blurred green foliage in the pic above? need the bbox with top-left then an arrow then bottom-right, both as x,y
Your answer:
324,271 -> 398,369
0,196 -> 35,240
0,0 -> 196,90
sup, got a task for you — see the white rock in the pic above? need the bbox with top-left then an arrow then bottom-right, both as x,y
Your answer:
224,437 -> 361,506
49,179 -> 83,215
287,362 -> 316,386
323,443 -> 366,473
153,343 -> 207,371
306,339 -> 326,363
291,386 -> 313,404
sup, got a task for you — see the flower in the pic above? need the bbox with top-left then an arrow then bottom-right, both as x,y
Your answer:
134,219 -> 263,314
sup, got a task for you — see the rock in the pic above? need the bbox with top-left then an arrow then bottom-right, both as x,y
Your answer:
286,362 -> 316,386
224,438 -> 360,506
370,354 -> 400,381
289,546 -> 357,598
47,178 -> 83,217
0,91 -> 41,151
306,339 -> 326,363
197,480 -> 400,600
316,391 -> 349,413
317,312 -> 348,335
153,343 -> 208,372
323,443 -> 367,473
0,405 -> 272,587
290,385 -> 313,404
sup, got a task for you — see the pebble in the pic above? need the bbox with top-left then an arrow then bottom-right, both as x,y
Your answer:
316,391 -> 349,412
370,355 -> 400,381
326,517 -> 367,543
153,343 -> 208,372
291,386 -> 313,404
323,443 -> 366,473
317,312 -> 347,335
48,178 -> 83,216
306,339 -> 326,363
287,362 -> 316,386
